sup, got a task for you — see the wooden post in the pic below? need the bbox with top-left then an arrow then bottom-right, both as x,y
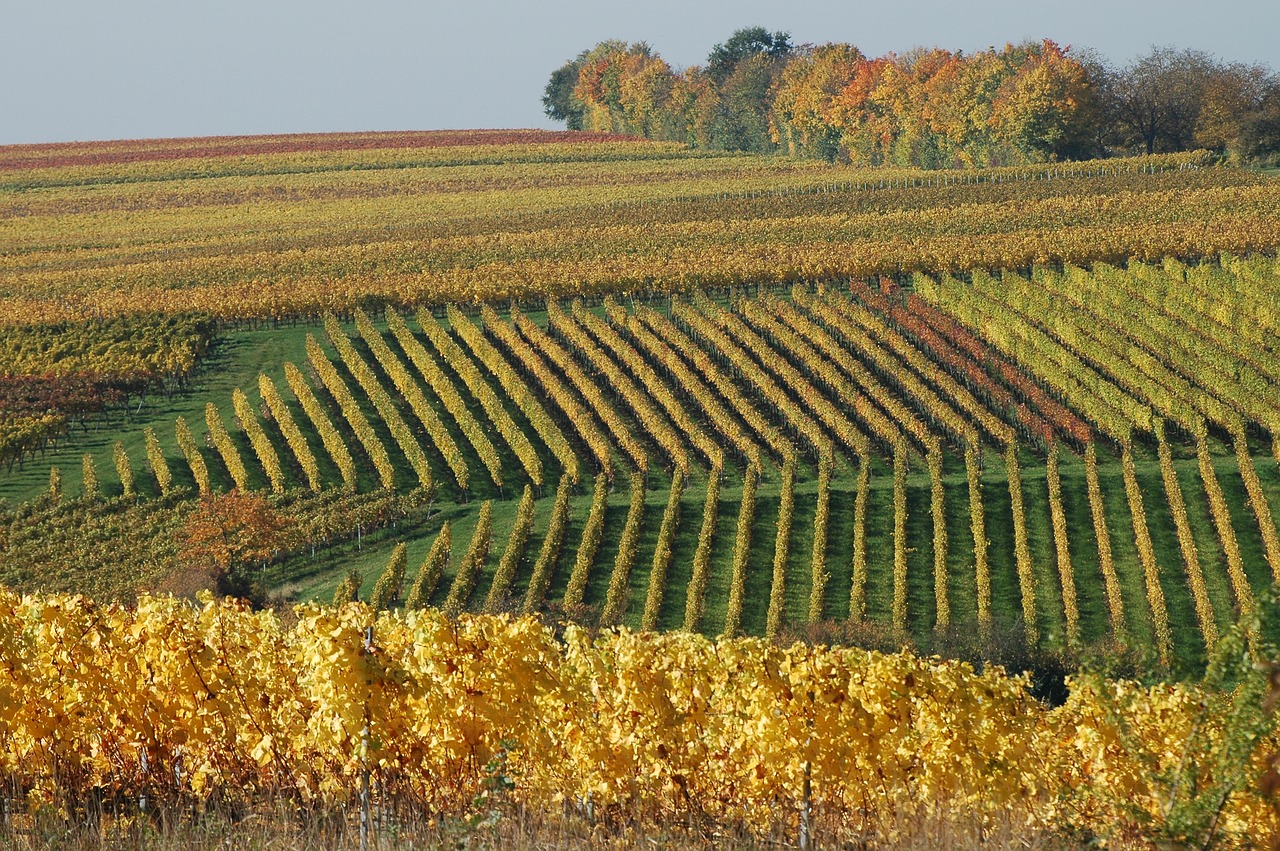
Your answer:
138,747 -> 148,820
799,755 -> 812,851
360,624 -> 374,851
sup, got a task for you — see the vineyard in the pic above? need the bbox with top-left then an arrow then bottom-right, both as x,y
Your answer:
4,264 -> 1280,668
0,593 -> 1278,845
3,130 -> 1280,843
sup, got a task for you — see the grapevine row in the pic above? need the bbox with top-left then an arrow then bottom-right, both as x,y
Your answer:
10,590 -> 1279,840
482,306 -> 616,476
548,302 -> 688,473
891,442 -> 909,632
258,374 -> 321,492
928,439 -> 949,630
404,522 -> 451,610
748,295 -> 898,452
634,305 -> 791,465
232,388 -> 284,494
579,301 -> 724,471
144,426 -> 172,496
765,459 -> 796,639
174,415 -> 210,496
322,317 -> 436,490
601,471 -> 647,625
1120,441 -> 1172,666
523,476 -> 574,613
283,361 -> 358,490
305,336 -> 396,490
641,470 -> 685,631
205,402 -> 249,491
349,309 -> 477,489
486,485 -> 536,612
966,445 -> 990,632
683,469 -> 722,632
808,454 -> 831,623
446,306 -> 577,484
849,457 -> 870,622
619,306 -> 760,471
1232,427 -> 1280,584
441,501 -> 493,616
1005,444 -> 1037,645
1193,426 -> 1254,618
1155,421 -> 1217,650
113,442 -> 134,499
1085,443 -> 1125,639
563,473 -> 609,611
672,298 -> 832,461
722,467 -> 759,639
1045,443 -> 1079,645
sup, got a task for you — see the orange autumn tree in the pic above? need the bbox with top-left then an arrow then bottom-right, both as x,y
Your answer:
920,48 -> 1009,167
178,489 -> 292,599
988,40 -> 1101,163
828,56 -> 900,165
770,43 -> 864,160
829,41 -> 1099,167
574,42 -> 679,138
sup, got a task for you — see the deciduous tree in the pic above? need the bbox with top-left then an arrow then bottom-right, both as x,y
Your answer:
177,489 -> 290,599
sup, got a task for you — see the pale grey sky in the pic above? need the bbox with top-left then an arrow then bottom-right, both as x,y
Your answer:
4,0 -> 1278,145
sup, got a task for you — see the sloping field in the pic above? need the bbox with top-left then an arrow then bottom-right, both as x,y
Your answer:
2,132 -> 1279,674
5,130 -> 1280,845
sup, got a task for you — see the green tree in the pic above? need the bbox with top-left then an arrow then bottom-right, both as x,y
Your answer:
710,52 -> 784,152
706,26 -> 791,85
989,41 -> 1103,163
1237,86 -> 1280,163
543,55 -> 588,130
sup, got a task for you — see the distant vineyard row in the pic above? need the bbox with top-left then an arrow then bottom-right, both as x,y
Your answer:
0,129 -> 642,171
1,134 -> 1270,324
0,316 -> 215,471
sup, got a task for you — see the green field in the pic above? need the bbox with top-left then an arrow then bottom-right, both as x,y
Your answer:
4,298 -> 1279,674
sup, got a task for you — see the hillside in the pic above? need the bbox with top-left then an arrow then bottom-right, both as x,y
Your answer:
3,131 -> 1280,675
7,129 -> 1280,845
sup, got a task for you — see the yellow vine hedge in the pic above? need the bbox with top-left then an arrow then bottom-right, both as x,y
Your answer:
1,593 -> 1277,844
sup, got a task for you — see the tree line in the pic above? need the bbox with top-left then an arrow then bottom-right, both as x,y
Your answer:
544,28 -> 1280,168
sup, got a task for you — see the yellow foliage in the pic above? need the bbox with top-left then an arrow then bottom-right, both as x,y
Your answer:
0,592 -> 1276,843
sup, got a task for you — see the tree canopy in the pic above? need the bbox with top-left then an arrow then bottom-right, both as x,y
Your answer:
544,32 -> 1280,166
706,27 -> 793,84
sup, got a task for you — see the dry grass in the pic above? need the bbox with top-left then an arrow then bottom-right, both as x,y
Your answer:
0,797 -> 1096,850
